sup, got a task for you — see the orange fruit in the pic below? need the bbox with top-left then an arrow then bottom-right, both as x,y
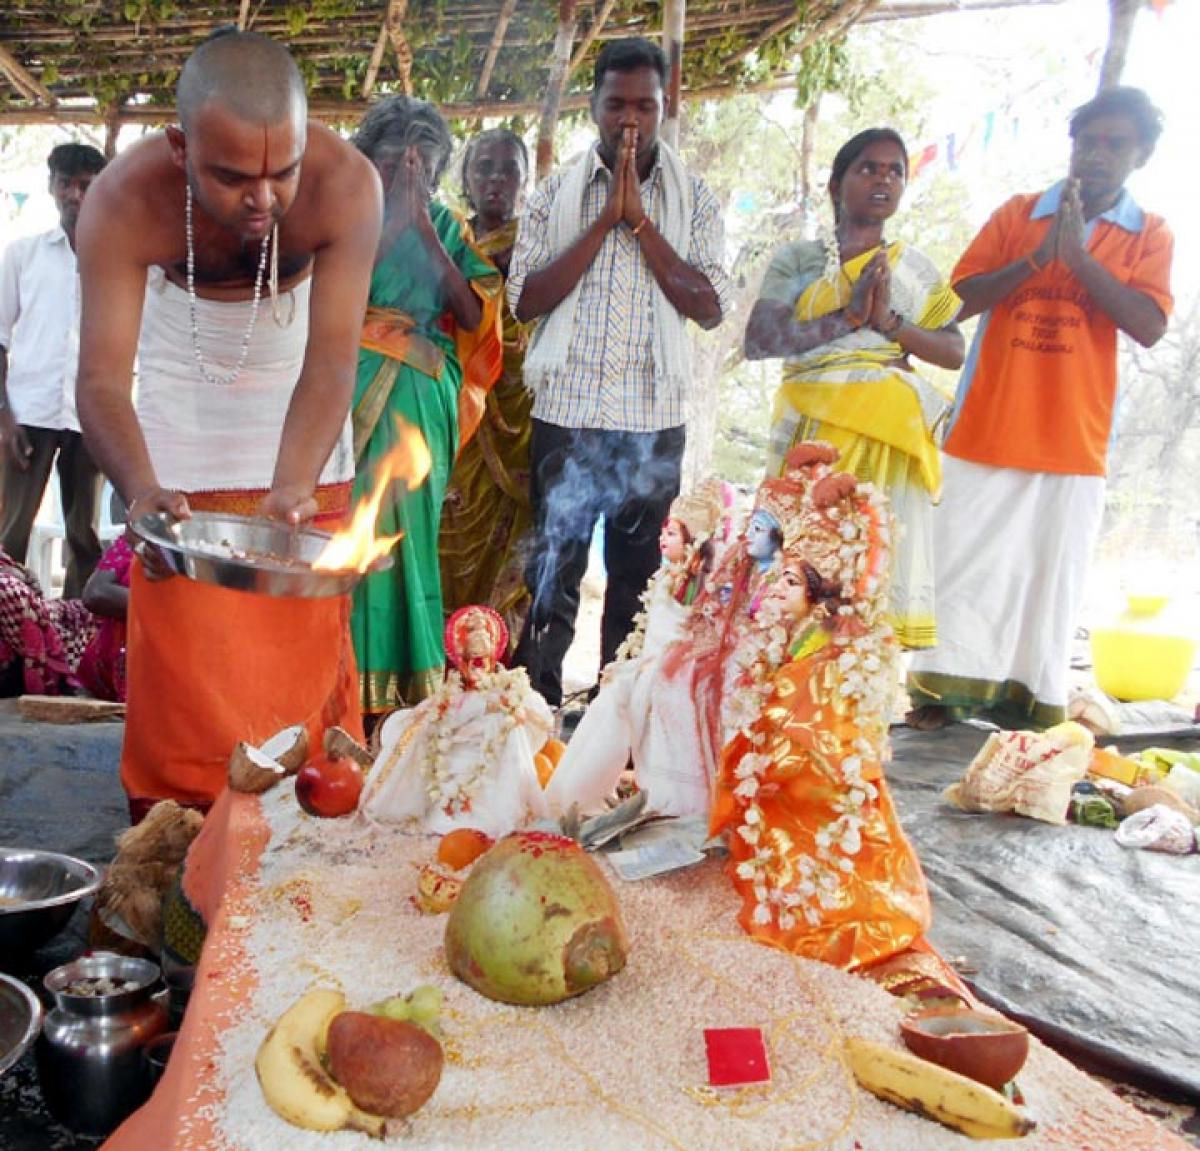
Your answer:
436,828 -> 494,870
533,752 -> 556,789
541,738 -> 567,767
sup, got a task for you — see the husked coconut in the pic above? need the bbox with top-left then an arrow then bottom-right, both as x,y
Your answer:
259,724 -> 309,773
324,725 -> 374,769
228,724 -> 310,793
444,830 -> 628,1006
228,742 -> 288,794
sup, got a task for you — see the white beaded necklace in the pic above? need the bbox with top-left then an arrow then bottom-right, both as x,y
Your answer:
185,183 -> 276,387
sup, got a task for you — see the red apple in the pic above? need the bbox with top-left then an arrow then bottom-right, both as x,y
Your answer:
294,756 -> 364,817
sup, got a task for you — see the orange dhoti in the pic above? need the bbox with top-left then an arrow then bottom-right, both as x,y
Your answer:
120,487 -> 363,812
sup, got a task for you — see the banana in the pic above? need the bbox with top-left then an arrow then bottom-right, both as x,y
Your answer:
845,1038 -> 1036,1140
255,986 -> 387,1137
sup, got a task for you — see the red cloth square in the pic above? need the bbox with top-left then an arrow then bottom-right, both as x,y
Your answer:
703,1027 -> 771,1087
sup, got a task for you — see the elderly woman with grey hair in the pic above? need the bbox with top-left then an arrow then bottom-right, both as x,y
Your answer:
349,95 -> 503,714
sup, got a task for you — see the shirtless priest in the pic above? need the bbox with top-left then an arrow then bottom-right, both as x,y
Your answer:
75,30 -> 382,822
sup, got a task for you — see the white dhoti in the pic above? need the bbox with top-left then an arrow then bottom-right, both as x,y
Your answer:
907,454 -> 1105,726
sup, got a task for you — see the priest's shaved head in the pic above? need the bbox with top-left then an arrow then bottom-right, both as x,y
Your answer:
177,28 -> 305,130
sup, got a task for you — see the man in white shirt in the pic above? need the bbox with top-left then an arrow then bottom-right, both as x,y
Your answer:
507,37 -> 730,706
0,142 -> 107,597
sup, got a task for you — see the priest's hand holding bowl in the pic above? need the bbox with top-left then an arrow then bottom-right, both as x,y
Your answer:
127,484 -> 191,581
258,484 -> 320,528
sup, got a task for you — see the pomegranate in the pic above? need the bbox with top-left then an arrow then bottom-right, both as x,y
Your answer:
295,756 -> 364,818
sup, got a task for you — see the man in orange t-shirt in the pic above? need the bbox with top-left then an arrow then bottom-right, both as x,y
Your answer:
908,87 -> 1173,730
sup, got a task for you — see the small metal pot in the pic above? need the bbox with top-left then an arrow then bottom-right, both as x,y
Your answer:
36,954 -> 169,1136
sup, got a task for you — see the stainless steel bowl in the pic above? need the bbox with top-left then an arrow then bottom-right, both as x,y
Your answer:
0,972 -> 43,1076
0,848 -> 102,963
131,510 -> 392,598
43,954 -> 162,1015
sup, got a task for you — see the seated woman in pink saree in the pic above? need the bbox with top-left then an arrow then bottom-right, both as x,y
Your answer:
77,535 -> 133,702
0,548 -> 96,696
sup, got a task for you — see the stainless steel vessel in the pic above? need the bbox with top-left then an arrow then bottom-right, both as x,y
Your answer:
0,972 -> 43,1077
131,510 -> 392,598
0,847 -> 102,963
36,954 -> 168,1135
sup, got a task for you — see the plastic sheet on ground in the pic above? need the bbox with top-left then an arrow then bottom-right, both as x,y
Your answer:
889,723 -> 1200,1102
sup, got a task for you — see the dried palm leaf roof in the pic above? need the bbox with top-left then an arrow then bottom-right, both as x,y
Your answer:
0,0 -> 1065,129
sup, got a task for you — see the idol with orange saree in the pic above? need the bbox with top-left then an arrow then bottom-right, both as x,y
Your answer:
711,463 -> 932,971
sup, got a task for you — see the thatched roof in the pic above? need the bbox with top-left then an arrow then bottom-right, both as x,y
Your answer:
0,0 -> 1063,131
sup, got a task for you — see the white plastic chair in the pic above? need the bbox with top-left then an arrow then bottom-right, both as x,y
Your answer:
25,478 -> 119,596
26,482 -> 65,594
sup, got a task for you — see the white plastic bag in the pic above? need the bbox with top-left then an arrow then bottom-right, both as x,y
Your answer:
944,722 -> 1093,825
1113,804 -> 1196,855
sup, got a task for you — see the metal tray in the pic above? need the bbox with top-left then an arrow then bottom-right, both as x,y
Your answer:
130,511 -> 392,599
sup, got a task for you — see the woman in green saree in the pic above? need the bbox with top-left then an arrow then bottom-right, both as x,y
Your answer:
439,129 -> 534,650
745,128 -> 964,650
351,97 -> 502,713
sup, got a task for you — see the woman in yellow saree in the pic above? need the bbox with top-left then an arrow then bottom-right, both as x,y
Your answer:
439,130 -> 535,648
745,129 -> 963,649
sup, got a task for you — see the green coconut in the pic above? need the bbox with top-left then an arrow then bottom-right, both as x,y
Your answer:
444,830 -> 629,1006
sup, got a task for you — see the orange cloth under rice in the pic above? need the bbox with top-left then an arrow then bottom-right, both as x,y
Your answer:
103,789 -> 269,1151
101,793 -> 1187,1151
119,486 -> 364,809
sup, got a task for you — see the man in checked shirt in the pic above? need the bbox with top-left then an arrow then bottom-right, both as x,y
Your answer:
507,36 -> 730,707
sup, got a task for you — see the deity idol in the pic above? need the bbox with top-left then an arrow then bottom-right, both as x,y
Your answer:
359,605 -> 552,838
545,481 -> 726,817
710,468 -> 932,970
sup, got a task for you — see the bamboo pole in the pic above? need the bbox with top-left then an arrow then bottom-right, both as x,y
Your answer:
661,0 -> 686,149
0,73 -> 823,130
236,0 -> 251,31
723,5 -> 811,68
568,0 -> 619,73
535,0 -> 579,180
385,0 -> 414,97
789,0 -> 885,57
798,95 -> 822,223
103,102 -> 122,158
476,0 -> 520,98
0,44 -> 56,105
1098,0 -> 1140,90
361,19 -> 390,99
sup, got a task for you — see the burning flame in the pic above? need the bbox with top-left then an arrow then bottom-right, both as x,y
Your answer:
313,419 -> 432,573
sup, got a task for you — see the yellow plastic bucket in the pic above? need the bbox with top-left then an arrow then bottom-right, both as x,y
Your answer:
1090,627 -> 1196,702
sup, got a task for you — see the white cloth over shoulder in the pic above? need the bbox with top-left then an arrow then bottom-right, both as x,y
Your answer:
136,268 -> 353,492
523,142 -> 694,407
360,676 -> 553,840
